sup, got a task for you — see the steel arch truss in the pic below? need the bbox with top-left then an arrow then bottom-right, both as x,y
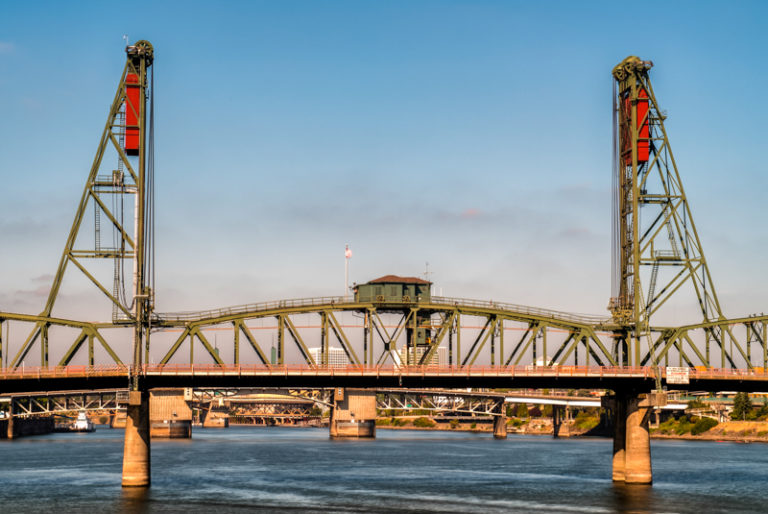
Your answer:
639,315 -> 768,369
153,299 -> 618,368
0,313 -> 124,368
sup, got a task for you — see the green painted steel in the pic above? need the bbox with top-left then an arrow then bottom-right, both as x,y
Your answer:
1,50 -> 765,374
609,56 -> 745,369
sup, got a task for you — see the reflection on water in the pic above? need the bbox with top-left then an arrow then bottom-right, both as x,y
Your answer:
0,427 -> 767,513
611,483 -> 654,514
121,487 -> 150,514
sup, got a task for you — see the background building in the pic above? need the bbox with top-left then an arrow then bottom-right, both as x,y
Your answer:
309,347 -> 350,368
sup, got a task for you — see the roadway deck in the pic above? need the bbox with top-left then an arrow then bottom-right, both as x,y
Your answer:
2,365 -> 768,394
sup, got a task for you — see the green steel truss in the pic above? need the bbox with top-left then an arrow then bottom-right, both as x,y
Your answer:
155,299 -> 616,367
6,41 -> 154,370
1,51 -> 765,373
608,56 -> 749,367
2,302 -> 767,370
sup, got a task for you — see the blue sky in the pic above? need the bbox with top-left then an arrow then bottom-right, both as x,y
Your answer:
1,0 -> 767,325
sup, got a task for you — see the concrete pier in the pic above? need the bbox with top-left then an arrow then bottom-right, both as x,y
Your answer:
605,391 -> 666,485
624,395 -> 652,484
611,395 -> 626,481
553,405 -> 571,438
150,389 -> 192,438
122,390 -> 151,487
329,388 -> 376,438
493,401 -> 507,439
6,399 -> 14,439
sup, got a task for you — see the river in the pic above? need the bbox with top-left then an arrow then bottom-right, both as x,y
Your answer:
1,426 -> 767,513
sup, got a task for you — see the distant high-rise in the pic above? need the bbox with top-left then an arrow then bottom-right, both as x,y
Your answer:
309,347 -> 349,368
399,346 -> 446,366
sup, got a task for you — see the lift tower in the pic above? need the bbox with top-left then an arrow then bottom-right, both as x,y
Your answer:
119,40 -> 154,488
608,56 -> 741,368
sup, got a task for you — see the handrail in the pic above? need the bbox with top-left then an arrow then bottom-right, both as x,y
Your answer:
2,364 -> 766,381
429,296 -> 611,325
153,295 -> 611,325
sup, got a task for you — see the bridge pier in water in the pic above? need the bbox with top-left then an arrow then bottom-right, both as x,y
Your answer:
329,388 -> 376,438
553,405 -> 572,438
5,399 -> 14,439
493,400 -> 507,439
122,390 -> 151,487
605,391 -> 666,485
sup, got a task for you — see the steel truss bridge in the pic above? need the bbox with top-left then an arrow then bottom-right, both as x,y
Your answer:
2,297 -> 767,376
1,44 -> 767,486
2,364 -> 767,395
0,389 -> 124,418
0,386 -> 688,422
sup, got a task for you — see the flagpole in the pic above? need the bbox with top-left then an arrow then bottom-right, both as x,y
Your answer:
344,244 -> 350,300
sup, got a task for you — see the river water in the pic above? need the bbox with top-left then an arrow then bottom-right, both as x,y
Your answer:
1,426 -> 767,513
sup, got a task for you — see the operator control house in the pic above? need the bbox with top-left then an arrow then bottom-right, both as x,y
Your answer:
353,275 -> 432,303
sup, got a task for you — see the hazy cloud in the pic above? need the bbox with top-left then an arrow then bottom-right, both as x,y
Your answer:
0,41 -> 14,54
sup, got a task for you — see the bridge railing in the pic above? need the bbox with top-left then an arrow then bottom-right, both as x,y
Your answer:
429,296 -> 611,325
155,296 -> 348,322
153,294 -> 611,325
2,364 -> 767,381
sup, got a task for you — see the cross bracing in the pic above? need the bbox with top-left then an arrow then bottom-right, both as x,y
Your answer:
3,305 -> 766,371
0,49 -> 765,380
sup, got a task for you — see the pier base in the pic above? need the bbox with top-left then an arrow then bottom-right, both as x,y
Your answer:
553,405 -> 571,438
605,391 -> 666,485
6,400 -> 14,440
493,401 -> 507,439
122,390 -> 151,487
329,388 -> 376,438
611,396 -> 626,481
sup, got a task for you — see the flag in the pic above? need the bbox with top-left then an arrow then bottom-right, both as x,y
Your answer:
345,245 -> 352,259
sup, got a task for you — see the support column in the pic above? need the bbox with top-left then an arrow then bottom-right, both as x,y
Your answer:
122,390 -> 150,487
605,395 -> 626,482
606,391 -> 666,485
624,395 -> 652,485
328,396 -> 338,438
6,399 -> 15,440
493,400 -> 507,439
553,405 -> 571,438
329,388 -> 376,438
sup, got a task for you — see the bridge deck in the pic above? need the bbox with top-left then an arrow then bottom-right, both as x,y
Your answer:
2,365 -> 768,394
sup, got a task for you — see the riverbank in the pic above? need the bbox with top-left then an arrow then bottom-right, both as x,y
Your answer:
652,420 -> 768,444
377,417 -> 768,443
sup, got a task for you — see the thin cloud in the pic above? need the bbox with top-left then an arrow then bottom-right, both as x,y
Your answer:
0,42 -> 14,54
460,208 -> 481,219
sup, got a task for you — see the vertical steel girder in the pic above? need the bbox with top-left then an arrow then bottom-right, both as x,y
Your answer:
610,56 -> 743,368
10,42 -> 153,370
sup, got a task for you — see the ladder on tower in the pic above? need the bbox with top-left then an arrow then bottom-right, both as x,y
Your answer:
647,261 -> 660,313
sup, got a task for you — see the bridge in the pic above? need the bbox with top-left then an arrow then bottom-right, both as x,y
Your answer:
1,44 -> 766,487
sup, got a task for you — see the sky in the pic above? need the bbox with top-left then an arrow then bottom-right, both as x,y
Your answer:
1,0 -> 767,329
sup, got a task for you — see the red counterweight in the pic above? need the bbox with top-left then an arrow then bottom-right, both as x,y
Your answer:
622,87 -> 650,165
125,73 -> 141,155
636,87 -> 650,163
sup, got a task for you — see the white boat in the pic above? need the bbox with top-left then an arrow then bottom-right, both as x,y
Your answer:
70,411 -> 95,432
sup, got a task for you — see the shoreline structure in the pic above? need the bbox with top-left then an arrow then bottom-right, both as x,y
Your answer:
375,418 -> 768,444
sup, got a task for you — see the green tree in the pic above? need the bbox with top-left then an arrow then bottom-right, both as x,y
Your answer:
515,404 -> 529,418
412,417 -> 435,428
731,392 -> 753,420
691,417 -> 718,435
